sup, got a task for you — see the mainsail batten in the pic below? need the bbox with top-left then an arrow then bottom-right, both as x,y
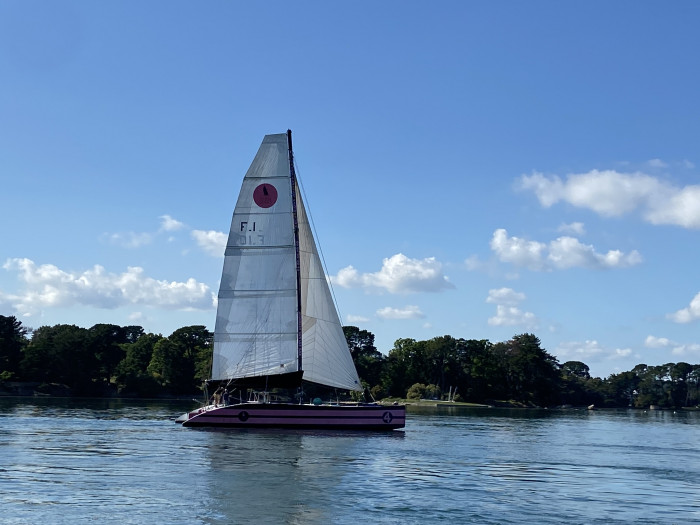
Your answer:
211,132 -> 361,392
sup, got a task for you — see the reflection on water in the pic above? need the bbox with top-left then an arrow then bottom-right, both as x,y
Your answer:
202,427 -> 406,524
0,398 -> 698,524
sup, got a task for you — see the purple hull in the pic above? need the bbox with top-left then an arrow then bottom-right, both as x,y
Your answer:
180,403 -> 405,430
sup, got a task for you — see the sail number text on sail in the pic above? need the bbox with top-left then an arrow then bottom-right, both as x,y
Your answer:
237,222 -> 264,246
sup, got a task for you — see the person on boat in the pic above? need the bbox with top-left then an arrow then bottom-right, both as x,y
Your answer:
213,387 -> 223,406
222,389 -> 230,406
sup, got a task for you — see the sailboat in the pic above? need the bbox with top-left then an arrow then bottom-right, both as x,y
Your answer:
178,131 -> 405,430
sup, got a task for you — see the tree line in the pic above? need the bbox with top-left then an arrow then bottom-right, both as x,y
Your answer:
344,327 -> 699,408
0,316 -> 211,397
1,315 -> 698,408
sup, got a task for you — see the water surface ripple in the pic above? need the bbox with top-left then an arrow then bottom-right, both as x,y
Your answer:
0,399 -> 698,524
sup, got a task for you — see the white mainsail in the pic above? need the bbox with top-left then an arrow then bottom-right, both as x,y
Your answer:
211,132 -> 361,392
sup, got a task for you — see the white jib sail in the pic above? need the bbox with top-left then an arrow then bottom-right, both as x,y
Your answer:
211,132 -> 361,392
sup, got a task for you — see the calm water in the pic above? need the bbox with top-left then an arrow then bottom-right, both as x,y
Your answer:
0,399 -> 698,524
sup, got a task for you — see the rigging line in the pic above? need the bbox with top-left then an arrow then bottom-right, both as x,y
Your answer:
293,156 -> 346,325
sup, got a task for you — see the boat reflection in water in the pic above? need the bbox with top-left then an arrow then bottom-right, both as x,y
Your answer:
201,426 -> 405,523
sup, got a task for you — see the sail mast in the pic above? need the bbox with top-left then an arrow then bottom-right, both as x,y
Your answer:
287,129 -> 303,373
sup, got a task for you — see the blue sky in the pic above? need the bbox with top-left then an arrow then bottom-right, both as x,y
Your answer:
2,1 -> 700,378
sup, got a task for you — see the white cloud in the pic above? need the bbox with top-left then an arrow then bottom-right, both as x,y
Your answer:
549,236 -> 642,269
644,334 -> 700,357
518,170 -> 664,216
159,214 -> 186,232
489,229 -> 547,271
667,291 -> 700,323
557,222 -> 585,235
646,186 -> 700,228
102,216 -> 225,256
671,343 -> 700,357
486,287 -> 537,328
518,169 -> 700,229
464,255 -> 481,271
486,287 -> 525,306
464,254 -> 513,279
346,314 -> 370,323
0,291 -> 16,315
102,215 -> 183,249
614,348 -> 633,358
554,341 -> 635,363
332,253 -> 454,294
647,158 -> 667,168
490,229 -> 642,271
376,305 -> 425,320
554,340 -> 606,360
644,335 -> 672,348
128,311 -> 147,323
191,230 -> 227,257
101,231 -> 153,249
488,305 -> 537,327
1,258 -> 215,316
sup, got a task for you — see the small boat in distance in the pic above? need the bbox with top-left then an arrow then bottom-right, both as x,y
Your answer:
178,131 -> 405,430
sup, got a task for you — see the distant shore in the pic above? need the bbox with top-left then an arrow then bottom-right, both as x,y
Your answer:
3,383 -> 698,411
391,398 -> 699,411
0,381 -> 199,401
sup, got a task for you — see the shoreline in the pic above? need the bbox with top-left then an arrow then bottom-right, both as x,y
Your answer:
3,383 -> 698,411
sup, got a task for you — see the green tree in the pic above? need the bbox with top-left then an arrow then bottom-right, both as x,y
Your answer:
497,334 -> 560,406
688,365 -> 700,406
194,345 -> 213,386
0,315 -> 28,381
343,326 -> 386,390
148,338 -> 185,392
559,361 -> 598,406
386,338 -> 431,397
424,383 -> 442,399
115,332 -> 162,396
148,326 -> 212,394
406,382 -> 427,400
605,369 -> 641,407
123,325 -> 145,344
21,324 -> 96,393
561,361 -> 591,379
423,336 -> 461,394
370,383 -> 387,400
454,338 -> 501,402
175,325 -> 214,386
9,317 -> 698,407
634,364 -> 670,407
89,324 -> 128,386
669,362 -> 693,407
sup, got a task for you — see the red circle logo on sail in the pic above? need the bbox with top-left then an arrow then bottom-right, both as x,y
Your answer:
253,184 -> 278,208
